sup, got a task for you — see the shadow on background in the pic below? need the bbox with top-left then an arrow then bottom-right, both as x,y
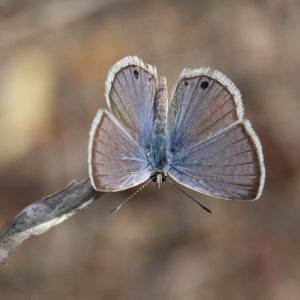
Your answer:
0,0 -> 299,299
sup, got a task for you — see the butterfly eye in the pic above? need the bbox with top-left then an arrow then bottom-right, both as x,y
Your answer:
201,81 -> 209,89
151,174 -> 156,182
133,70 -> 139,79
151,174 -> 166,182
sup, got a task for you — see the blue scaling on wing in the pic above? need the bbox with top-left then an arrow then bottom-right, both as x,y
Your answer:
167,68 -> 265,200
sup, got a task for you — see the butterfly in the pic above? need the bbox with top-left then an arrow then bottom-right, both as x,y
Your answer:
88,56 -> 265,204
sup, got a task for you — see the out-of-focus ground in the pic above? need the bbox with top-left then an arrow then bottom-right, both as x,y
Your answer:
0,0 -> 300,299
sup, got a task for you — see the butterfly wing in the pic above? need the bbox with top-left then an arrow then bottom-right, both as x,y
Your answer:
89,57 -> 158,192
168,68 -> 265,200
88,110 -> 151,192
105,56 -> 158,147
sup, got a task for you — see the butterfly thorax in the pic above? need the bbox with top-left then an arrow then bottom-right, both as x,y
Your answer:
149,76 -> 169,173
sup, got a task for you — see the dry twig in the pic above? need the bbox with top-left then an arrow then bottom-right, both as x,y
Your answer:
0,179 -> 102,265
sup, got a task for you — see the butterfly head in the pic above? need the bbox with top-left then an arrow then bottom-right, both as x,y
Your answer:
151,172 -> 167,188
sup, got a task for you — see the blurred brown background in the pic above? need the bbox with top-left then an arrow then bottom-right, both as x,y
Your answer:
0,0 -> 299,299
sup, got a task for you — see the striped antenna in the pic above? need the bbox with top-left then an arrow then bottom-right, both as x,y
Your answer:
111,178 -> 152,214
164,176 -> 212,214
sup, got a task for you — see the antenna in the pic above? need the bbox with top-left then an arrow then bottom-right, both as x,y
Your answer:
111,178 -> 152,214
164,176 -> 212,214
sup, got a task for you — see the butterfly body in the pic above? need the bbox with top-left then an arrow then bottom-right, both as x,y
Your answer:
149,76 -> 169,175
88,56 -> 265,200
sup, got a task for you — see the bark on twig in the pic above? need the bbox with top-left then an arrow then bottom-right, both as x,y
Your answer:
0,179 -> 102,265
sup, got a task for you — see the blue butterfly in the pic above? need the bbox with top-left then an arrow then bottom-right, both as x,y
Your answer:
88,56 -> 265,206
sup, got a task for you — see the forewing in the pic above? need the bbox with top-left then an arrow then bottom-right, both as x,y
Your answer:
105,56 -> 158,146
88,110 -> 151,192
168,68 -> 244,152
168,68 -> 265,200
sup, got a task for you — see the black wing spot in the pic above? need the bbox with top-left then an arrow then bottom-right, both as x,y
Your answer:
201,81 -> 209,89
133,70 -> 139,79
184,81 -> 189,86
